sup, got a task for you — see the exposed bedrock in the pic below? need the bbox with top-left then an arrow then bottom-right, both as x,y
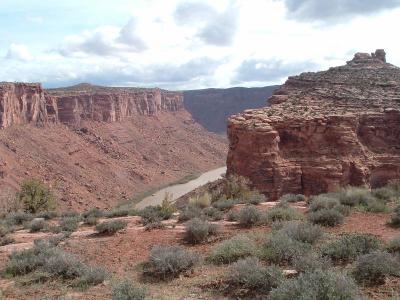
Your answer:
227,50 -> 400,200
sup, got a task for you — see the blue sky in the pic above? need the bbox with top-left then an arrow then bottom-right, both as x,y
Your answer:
1,0 -> 400,89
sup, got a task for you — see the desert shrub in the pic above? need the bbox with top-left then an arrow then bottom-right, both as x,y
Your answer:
189,192 -> 211,208
278,221 -> 323,244
6,211 -> 33,226
322,233 -> 381,263
17,179 -> 56,214
184,218 -> 217,244
61,210 -> 80,218
223,175 -> 252,200
372,187 -> 397,202
29,219 -> 46,233
227,210 -> 239,222
389,205 -> 400,227
143,245 -> 200,279
144,220 -> 165,231
76,266 -> 108,287
5,240 -> 107,286
361,197 -> 389,213
309,195 -> 342,211
269,269 -> 359,300
246,191 -> 266,205
261,233 -> 311,264
59,216 -> 80,233
280,194 -> 306,203
159,194 -> 176,217
112,280 -> 146,300
178,204 -> 203,222
208,235 -> 256,264
83,215 -> 99,226
338,186 -> 373,207
0,223 -> 11,237
212,198 -> 235,210
139,204 -> 173,225
35,211 -> 58,220
203,207 -> 223,221
105,207 -> 131,218
292,252 -> 331,273
308,209 -> 344,227
0,236 -> 14,246
352,251 -> 400,285
0,188 -> 23,217
95,220 -> 127,235
228,257 -> 282,294
238,205 -> 262,227
82,208 -> 104,219
387,236 -> 400,254
265,205 -> 303,223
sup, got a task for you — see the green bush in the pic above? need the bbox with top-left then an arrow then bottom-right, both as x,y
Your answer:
83,215 -> 99,226
184,218 -> 217,244
389,205 -> 400,227
17,179 -> 56,214
35,211 -> 58,220
203,207 -> 223,221
82,208 -> 104,219
143,245 -> 200,279
238,205 -> 262,227
308,209 -> 344,227
322,233 -> 381,263
338,186 -> 373,207
6,211 -> 33,226
139,204 -> 173,225
261,232 -> 311,264
178,204 -> 203,222
212,198 -> 235,210
29,219 -> 46,233
280,194 -> 306,203
223,175 -> 252,200
95,220 -> 127,235
361,197 -> 389,213
309,195 -> 350,215
61,210 -> 80,218
269,269 -> 359,300
265,205 -> 303,223
5,239 -> 107,286
228,257 -> 282,294
59,216 -> 80,232
189,192 -> 211,208
227,210 -> 239,222
278,221 -> 323,244
246,191 -> 266,205
105,207 -> 132,218
387,236 -> 400,254
292,252 -> 331,273
372,187 -> 397,202
0,223 -> 12,237
112,280 -> 146,300
353,251 -> 400,285
208,235 -> 256,264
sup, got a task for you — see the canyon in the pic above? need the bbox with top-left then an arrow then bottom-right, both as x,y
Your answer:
227,50 -> 400,200
0,82 -> 227,210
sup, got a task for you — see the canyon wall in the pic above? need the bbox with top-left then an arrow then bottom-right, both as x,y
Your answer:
48,84 -> 183,126
227,50 -> 400,200
0,82 -> 58,128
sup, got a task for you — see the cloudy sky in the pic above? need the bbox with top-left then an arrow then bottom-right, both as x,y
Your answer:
1,0 -> 400,89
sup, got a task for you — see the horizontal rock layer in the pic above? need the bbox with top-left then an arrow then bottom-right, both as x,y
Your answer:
227,50 -> 400,200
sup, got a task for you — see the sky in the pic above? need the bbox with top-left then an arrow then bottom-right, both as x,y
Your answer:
1,0 -> 400,89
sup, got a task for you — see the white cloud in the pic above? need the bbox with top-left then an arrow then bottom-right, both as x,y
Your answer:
59,17 -> 146,57
5,43 -> 33,61
26,16 -> 44,24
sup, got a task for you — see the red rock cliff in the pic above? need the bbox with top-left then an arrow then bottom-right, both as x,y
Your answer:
0,82 -> 58,128
227,50 -> 400,200
48,84 -> 183,126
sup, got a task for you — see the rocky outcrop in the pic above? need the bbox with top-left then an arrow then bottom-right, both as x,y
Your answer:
183,86 -> 278,133
0,82 -> 57,128
227,50 -> 400,200
48,84 -> 183,126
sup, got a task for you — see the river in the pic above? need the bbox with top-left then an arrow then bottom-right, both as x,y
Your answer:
135,166 -> 227,209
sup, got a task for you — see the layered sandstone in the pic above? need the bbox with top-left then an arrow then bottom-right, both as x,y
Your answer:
0,82 -> 57,128
227,50 -> 400,200
48,84 -> 183,126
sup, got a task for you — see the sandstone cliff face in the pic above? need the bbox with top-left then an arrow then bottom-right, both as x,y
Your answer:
0,82 -> 57,128
227,50 -> 400,200
48,84 -> 183,126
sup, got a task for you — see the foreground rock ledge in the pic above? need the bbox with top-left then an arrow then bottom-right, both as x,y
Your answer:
227,50 -> 400,200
